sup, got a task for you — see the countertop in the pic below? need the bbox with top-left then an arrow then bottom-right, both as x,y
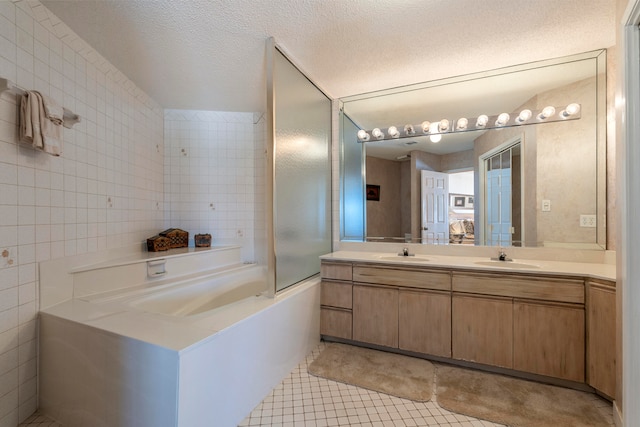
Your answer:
320,251 -> 616,282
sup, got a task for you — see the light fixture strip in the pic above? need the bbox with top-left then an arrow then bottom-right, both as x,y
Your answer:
356,104 -> 581,143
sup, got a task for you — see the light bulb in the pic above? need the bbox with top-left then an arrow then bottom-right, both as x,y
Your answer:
372,128 -> 384,140
561,103 -> 581,118
421,121 -> 431,133
439,119 -> 449,132
404,124 -> 415,136
538,106 -> 556,120
476,115 -> 489,127
495,113 -> 510,126
456,118 -> 468,130
429,122 -> 441,143
357,129 -> 370,141
387,126 -> 399,138
516,109 -> 532,124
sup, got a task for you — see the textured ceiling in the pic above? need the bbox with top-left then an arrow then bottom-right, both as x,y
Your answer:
41,0 -> 616,113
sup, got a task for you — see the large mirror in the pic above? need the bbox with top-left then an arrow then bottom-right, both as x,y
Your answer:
339,50 -> 606,249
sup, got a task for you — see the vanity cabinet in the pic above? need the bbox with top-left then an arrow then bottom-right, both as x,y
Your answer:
452,271 -> 585,381
320,258 -> 614,392
587,279 -> 616,398
320,262 -> 353,340
452,293 -> 513,368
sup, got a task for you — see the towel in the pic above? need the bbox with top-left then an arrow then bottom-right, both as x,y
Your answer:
19,91 -> 63,156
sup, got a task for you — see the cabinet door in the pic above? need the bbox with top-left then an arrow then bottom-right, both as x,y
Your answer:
587,283 -> 616,397
513,300 -> 585,382
399,289 -> 451,357
353,285 -> 398,348
452,294 -> 513,368
320,307 -> 352,340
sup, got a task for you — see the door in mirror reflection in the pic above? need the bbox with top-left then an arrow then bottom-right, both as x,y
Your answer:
420,170 -> 449,244
482,142 -> 522,246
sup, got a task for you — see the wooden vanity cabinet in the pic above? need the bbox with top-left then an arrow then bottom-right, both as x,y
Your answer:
320,262 -> 353,340
587,279 -> 616,398
452,293 -> 513,368
513,300 -> 585,382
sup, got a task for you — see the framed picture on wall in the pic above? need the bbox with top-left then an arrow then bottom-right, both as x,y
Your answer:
366,185 -> 380,201
450,193 -> 473,209
466,196 -> 474,209
452,195 -> 466,208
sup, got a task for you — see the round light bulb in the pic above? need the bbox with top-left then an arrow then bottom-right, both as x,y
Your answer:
357,130 -> 369,141
456,117 -> 468,130
439,119 -> 449,132
538,106 -> 556,120
476,115 -> 489,127
496,113 -> 510,126
404,124 -> 415,136
372,128 -> 384,139
421,121 -> 431,133
517,109 -> 532,124
387,126 -> 399,138
562,103 -> 581,118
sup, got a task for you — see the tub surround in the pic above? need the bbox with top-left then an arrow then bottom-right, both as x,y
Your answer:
38,247 -> 321,427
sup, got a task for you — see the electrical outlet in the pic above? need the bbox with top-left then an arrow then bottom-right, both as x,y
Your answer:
542,200 -> 551,212
580,214 -> 597,228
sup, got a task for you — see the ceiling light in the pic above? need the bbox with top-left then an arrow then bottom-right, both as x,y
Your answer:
476,115 -> 488,127
516,109 -> 532,124
372,128 -> 384,140
456,118 -> 468,130
357,129 -> 370,141
495,113 -> 510,126
387,126 -> 400,138
538,106 -> 556,120
561,103 -> 581,118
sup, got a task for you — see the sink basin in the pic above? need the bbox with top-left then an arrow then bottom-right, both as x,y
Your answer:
474,260 -> 540,269
378,255 -> 429,263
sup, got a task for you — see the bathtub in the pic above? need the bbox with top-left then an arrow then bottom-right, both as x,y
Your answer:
38,247 -> 321,427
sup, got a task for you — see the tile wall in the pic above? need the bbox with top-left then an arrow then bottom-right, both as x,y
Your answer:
163,110 -> 265,263
0,1 -> 165,425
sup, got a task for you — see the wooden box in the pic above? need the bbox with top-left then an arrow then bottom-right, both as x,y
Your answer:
147,235 -> 171,252
194,233 -> 212,247
159,228 -> 189,248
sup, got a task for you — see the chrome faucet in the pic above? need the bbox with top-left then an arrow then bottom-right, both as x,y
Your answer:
497,248 -> 511,261
403,247 -> 409,256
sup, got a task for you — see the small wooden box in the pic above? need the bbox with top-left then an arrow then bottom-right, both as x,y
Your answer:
147,235 -> 171,252
194,233 -> 212,247
159,228 -> 189,248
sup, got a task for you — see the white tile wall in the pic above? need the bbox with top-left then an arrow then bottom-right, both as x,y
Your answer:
0,1 -> 165,425
164,109 -> 264,263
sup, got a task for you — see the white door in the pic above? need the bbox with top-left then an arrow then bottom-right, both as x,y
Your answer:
485,149 -> 513,246
421,170 -> 449,244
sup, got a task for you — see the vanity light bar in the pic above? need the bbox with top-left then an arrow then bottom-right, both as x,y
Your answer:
356,103 -> 581,142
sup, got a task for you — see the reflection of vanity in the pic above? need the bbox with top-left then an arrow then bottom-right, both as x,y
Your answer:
319,252 -> 616,399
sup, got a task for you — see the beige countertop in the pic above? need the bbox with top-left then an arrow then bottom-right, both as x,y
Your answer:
320,251 -> 616,282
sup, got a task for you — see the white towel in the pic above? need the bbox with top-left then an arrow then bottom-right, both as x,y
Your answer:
19,91 -> 63,156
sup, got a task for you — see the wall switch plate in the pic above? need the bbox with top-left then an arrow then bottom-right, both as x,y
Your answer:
580,214 -> 597,228
542,199 -> 551,212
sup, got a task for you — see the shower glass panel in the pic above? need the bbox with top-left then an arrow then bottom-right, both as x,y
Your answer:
273,48 -> 332,292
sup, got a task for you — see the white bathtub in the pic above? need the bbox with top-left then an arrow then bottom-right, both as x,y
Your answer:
39,248 -> 321,427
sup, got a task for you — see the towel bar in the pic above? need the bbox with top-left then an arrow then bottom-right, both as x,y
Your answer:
0,77 -> 81,128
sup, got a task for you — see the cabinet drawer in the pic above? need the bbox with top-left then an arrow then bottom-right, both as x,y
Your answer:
354,265 -> 450,291
321,261 -> 353,281
321,280 -> 352,309
452,272 -> 584,304
320,307 -> 352,340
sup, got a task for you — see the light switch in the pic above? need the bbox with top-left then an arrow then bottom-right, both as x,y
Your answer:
542,200 -> 551,212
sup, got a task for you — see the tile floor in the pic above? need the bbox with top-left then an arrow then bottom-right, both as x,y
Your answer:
19,342 -> 614,427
